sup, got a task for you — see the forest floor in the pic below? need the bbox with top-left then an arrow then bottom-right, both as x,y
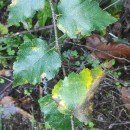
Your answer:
1,0 -> 130,130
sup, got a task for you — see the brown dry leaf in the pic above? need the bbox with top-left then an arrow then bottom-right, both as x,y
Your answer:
0,81 -> 12,100
16,107 -> 33,120
86,34 -> 130,59
121,87 -> 130,113
101,60 -> 114,69
0,69 -> 12,77
0,96 -> 33,120
92,43 -> 130,59
86,34 -> 101,48
0,96 -> 16,105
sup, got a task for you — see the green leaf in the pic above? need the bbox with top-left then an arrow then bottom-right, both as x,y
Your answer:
52,67 -> 104,122
38,1 -> 52,27
8,0 -> 45,26
39,95 -> 81,130
108,0 -> 124,16
0,23 -> 8,34
57,0 -> 117,38
13,38 -> 61,86
7,48 -> 15,56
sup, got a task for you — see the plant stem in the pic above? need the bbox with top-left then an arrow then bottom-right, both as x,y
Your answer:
49,0 -> 66,76
103,0 -> 121,10
0,25 -> 53,38
71,115 -> 75,130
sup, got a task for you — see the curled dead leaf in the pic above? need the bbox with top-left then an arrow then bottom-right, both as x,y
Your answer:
91,43 -> 130,59
86,34 -> 130,60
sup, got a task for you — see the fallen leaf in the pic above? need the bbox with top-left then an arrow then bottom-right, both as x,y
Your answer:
0,96 -> 16,105
121,87 -> 130,113
92,43 -> 130,59
101,60 -> 114,69
0,79 -> 12,100
86,35 -> 130,60
86,34 -> 101,49
0,69 -> 12,77
0,96 -> 33,120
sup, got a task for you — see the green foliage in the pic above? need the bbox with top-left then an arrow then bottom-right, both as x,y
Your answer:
62,50 -> 80,67
111,0 -> 124,10
38,68 -> 104,129
24,89 -> 32,96
62,50 -> 79,60
13,38 -> 61,86
52,68 -> 93,113
86,121 -> 95,130
22,19 -> 33,30
0,1 -> 4,9
38,0 -> 52,27
108,70 -> 122,88
6,48 -> 15,56
8,0 -> 45,26
52,67 -> 104,122
0,78 -> 5,84
57,0 -> 117,38
39,95 -> 81,130
0,36 -> 22,67
0,37 -> 21,49
0,23 -> 8,34
62,50 -> 100,68
109,0 -> 124,16
86,55 -> 100,68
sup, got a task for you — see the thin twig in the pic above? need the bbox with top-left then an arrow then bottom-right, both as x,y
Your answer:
85,45 -> 130,63
103,0 -> 121,10
74,43 -> 130,63
0,76 -> 13,82
0,25 -> 54,38
49,0 -> 66,76
109,33 -> 118,39
70,115 -> 75,130
109,121 -> 130,129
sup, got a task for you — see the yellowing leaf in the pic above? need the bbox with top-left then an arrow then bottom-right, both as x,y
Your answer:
52,67 -> 105,122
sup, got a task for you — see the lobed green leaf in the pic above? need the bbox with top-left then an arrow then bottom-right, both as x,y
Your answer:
13,38 -> 61,86
8,0 -> 45,26
39,95 -> 81,130
57,0 -> 117,38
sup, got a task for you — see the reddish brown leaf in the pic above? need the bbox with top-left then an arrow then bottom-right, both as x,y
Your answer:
86,35 -> 130,59
92,43 -> 130,59
86,34 -> 101,49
